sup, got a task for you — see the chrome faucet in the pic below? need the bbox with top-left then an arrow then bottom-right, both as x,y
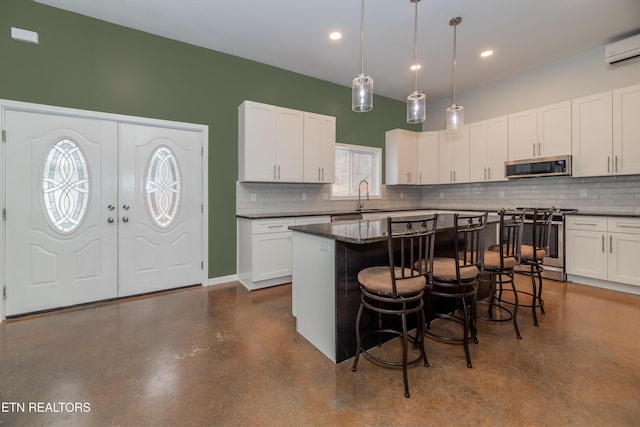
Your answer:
356,179 -> 369,211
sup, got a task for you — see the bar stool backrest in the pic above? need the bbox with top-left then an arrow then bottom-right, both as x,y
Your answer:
387,215 -> 438,297
524,208 -> 554,263
498,209 -> 525,268
454,212 -> 488,280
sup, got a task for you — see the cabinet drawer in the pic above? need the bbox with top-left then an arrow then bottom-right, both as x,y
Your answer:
565,216 -> 607,231
252,218 -> 295,234
608,217 -> 640,234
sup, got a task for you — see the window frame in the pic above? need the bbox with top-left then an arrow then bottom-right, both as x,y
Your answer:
330,143 -> 382,200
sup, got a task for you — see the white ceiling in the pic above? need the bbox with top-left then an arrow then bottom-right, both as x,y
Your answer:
35,0 -> 640,103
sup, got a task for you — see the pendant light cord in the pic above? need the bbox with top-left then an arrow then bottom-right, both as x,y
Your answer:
452,22 -> 457,105
412,0 -> 418,91
360,0 -> 365,75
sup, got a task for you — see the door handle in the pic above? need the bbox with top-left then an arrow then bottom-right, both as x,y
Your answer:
122,216 -> 129,223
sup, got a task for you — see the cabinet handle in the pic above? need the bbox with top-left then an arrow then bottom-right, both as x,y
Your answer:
268,225 -> 284,229
618,224 -> 640,229
483,168 -> 486,180
318,167 -> 321,181
273,164 -> 277,179
532,143 -> 536,156
321,167 -> 324,181
615,156 -> 618,173
450,171 -> 453,182
419,172 -> 422,183
573,222 -> 598,227
277,164 -> 281,180
538,142 -> 541,156
453,170 -> 456,182
609,235 -> 613,254
488,167 -> 491,180
602,235 -> 605,253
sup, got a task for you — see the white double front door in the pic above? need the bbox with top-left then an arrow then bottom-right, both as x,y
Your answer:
5,109 -> 203,316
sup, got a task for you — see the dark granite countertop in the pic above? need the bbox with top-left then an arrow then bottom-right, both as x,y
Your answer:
236,207 -> 493,220
289,213 -> 496,244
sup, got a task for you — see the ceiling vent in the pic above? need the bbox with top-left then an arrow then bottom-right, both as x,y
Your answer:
605,33 -> 640,68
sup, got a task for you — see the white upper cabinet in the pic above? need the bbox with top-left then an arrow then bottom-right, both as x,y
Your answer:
385,129 -> 419,185
239,101 -> 336,183
613,83 -> 640,176
469,116 -> 508,182
509,101 -> 571,161
572,84 -> 640,177
303,112 -> 336,183
572,91 -> 613,177
438,125 -> 470,184
417,131 -> 439,184
239,100 -> 303,182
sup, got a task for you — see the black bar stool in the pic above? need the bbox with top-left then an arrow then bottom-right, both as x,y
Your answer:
351,215 -> 438,398
425,212 -> 487,368
478,209 -> 524,339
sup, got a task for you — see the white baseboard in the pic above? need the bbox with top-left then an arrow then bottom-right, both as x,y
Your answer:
206,274 -> 239,287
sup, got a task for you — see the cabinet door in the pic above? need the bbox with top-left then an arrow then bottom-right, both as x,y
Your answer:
253,232 -> 293,281
508,108 -> 537,160
239,101 -> 278,181
571,92 -> 613,177
417,131 -> 439,184
275,107 -> 304,182
438,130 -> 455,183
452,125 -> 470,183
613,84 -> 640,176
469,121 -> 489,182
303,113 -> 335,183
487,115 -> 508,181
538,101 -> 571,157
565,229 -> 608,280
385,129 -> 417,184
608,232 -> 640,287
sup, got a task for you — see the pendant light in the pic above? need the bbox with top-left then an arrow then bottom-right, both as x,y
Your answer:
407,0 -> 426,124
352,0 -> 373,112
446,16 -> 464,130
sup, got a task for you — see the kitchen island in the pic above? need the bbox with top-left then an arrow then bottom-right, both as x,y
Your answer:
290,212 -> 496,363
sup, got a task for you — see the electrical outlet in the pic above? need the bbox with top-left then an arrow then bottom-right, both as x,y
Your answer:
580,189 -> 588,198
251,193 -> 256,202
323,193 -> 329,200
439,192 -> 444,199
302,193 -> 307,201
400,192 -> 404,199
499,191 -> 505,199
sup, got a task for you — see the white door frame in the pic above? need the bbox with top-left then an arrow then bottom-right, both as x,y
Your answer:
0,99 -> 209,321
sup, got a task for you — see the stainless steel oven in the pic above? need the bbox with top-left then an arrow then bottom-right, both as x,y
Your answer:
514,208 -> 577,281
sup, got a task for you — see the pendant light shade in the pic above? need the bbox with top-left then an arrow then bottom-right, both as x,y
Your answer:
352,0 -> 373,112
352,74 -> 373,112
407,0 -> 425,124
446,16 -> 464,130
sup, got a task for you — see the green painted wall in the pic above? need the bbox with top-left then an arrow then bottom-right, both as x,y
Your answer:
1,0 -> 420,278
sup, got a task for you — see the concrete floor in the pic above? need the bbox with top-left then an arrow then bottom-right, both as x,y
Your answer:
1,276 -> 639,426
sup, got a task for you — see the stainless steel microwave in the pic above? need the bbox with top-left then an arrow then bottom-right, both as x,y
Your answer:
505,155 -> 572,179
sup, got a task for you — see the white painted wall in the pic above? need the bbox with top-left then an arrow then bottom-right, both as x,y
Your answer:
423,46 -> 640,131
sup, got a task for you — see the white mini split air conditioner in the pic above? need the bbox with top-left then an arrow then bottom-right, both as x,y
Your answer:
605,33 -> 640,67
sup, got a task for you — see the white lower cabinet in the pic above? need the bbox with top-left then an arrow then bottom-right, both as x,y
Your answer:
566,216 -> 640,292
237,216 -> 330,290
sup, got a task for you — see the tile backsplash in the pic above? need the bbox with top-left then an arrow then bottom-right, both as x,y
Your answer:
237,175 -> 640,216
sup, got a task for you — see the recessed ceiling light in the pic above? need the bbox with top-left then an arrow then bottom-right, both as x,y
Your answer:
410,64 -> 421,71
481,50 -> 494,57
329,32 -> 342,40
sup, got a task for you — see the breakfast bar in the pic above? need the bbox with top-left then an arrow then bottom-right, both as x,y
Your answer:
290,212 -> 496,363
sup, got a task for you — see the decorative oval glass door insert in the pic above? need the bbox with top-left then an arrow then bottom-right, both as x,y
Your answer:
146,146 -> 181,228
42,138 -> 90,233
